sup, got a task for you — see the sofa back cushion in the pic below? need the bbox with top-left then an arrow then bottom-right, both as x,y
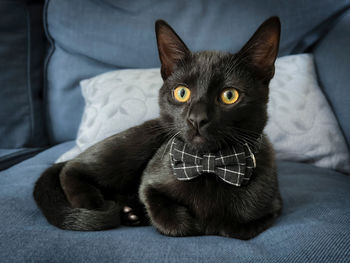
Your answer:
0,0 -> 47,148
314,9 -> 350,148
44,0 -> 350,143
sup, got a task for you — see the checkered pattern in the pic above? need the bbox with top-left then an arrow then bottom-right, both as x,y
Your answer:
169,137 -> 258,186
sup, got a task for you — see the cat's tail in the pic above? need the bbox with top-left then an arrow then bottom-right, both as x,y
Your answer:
33,163 -> 120,231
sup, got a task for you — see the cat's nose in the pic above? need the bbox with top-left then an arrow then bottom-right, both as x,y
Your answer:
188,104 -> 209,130
188,113 -> 209,129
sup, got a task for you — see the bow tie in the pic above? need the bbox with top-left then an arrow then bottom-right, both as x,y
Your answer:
169,137 -> 259,186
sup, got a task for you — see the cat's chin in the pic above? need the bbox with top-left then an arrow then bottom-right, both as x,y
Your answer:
183,134 -> 217,152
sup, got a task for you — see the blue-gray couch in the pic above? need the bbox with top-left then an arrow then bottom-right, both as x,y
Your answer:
1,1 -> 349,262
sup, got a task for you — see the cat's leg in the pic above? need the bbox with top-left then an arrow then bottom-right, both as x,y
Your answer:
59,163 -> 106,210
59,168 -> 147,227
143,186 -> 201,236
51,119 -> 168,228
220,194 -> 282,240
59,162 -> 150,227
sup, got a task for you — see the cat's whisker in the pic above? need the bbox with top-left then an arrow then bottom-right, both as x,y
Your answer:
217,130 -> 245,148
233,129 -> 266,143
235,135 -> 255,146
233,132 -> 267,150
233,131 -> 257,141
143,125 -> 175,133
161,131 -> 181,160
216,128 -> 266,151
230,126 -> 262,136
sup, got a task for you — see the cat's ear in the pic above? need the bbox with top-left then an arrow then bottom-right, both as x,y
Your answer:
238,16 -> 281,80
155,20 -> 191,80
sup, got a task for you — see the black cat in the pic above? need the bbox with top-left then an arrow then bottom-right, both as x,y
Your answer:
34,17 -> 282,240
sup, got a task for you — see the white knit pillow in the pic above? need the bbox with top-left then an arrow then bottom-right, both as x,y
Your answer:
56,54 -> 350,174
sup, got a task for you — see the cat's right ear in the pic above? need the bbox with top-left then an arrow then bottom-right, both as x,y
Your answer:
155,20 -> 191,80
237,17 -> 281,81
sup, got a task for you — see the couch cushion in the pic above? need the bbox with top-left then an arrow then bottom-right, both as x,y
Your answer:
0,143 -> 349,262
0,0 -> 48,148
314,9 -> 350,148
44,0 -> 350,143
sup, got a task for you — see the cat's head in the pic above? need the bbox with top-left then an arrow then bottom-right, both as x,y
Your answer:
156,17 -> 280,152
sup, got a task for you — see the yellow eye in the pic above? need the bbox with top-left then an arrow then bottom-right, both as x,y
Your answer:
174,86 -> 191,102
220,88 -> 239,105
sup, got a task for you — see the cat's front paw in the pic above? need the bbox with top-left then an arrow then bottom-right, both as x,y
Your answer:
151,205 -> 198,237
144,187 -> 199,236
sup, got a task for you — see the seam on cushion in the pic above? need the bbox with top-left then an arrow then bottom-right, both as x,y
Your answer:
0,149 -> 39,162
25,4 -> 35,147
0,147 -> 46,171
43,0 -> 56,145
292,5 -> 350,54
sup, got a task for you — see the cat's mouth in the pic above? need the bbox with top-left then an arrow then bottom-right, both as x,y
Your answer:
189,128 -> 207,143
192,135 -> 206,144
183,129 -> 214,151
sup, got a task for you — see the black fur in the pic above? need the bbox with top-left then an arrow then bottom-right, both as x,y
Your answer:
33,17 -> 282,239
34,120 -> 166,230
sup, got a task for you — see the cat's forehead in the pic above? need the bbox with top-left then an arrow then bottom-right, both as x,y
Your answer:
182,51 -> 243,88
192,51 -> 230,71
165,50 -> 248,93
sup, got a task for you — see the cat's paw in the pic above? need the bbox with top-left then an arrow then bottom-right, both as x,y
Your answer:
152,205 -> 198,237
120,204 -> 148,226
143,187 -> 200,236
121,205 -> 141,226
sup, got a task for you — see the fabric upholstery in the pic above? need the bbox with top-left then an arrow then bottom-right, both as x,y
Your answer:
0,0 -> 47,148
314,9 -> 350,148
0,143 -> 349,262
44,0 -> 350,143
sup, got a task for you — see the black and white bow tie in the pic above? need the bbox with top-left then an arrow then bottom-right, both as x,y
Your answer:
169,137 -> 259,186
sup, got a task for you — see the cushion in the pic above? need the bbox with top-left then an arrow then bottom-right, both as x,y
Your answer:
266,54 -> 350,173
0,143 -> 349,262
44,0 -> 350,144
0,1 -> 47,148
314,9 -> 350,148
56,54 -> 350,174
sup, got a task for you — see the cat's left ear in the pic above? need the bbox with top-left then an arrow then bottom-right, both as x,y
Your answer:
155,20 -> 191,80
238,16 -> 281,80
